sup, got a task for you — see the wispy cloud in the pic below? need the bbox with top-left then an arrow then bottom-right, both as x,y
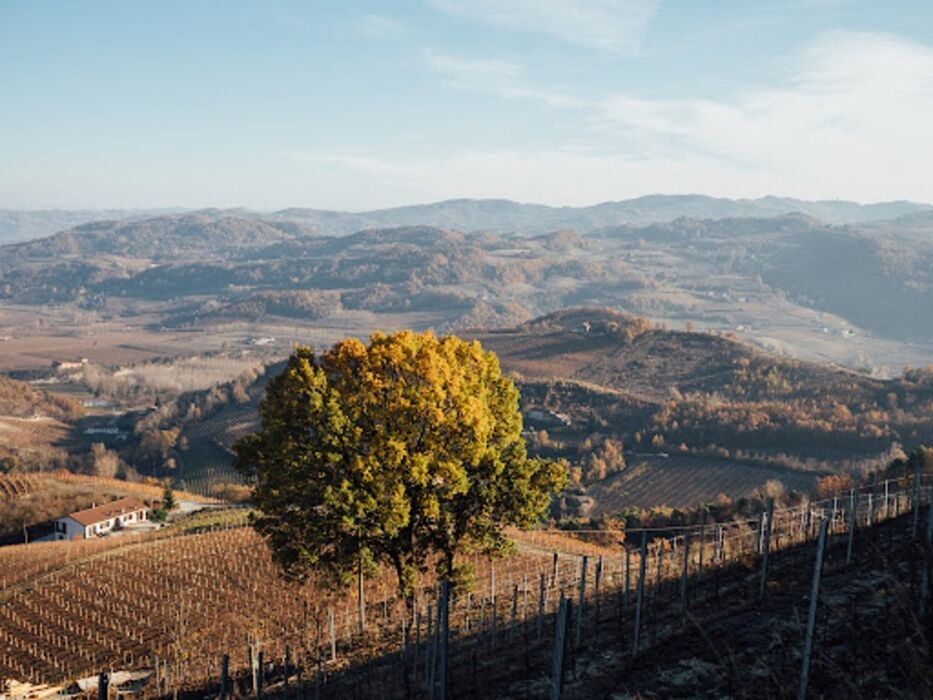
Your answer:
596,32 -> 933,179
428,0 -> 660,51
287,31 -> 933,206
358,14 -> 406,39
423,49 -> 581,107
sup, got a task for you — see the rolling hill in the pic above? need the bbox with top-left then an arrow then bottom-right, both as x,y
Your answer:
4,195 -> 930,243
156,308 -> 932,514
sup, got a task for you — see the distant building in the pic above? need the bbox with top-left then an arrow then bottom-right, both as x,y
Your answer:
52,358 -> 89,371
246,336 -> 275,346
53,497 -> 149,540
525,409 -> 572,427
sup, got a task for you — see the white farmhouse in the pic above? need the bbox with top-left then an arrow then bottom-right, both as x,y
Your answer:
53,497 -> 149,540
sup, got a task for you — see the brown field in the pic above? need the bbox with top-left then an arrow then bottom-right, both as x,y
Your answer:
586,454 -> 821,511
0,305 -> 450,375
0,416 -> 69,448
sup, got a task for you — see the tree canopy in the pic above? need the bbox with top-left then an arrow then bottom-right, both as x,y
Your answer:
234,330 -> 565,597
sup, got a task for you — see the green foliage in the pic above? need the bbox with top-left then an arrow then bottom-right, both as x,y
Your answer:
234,330 -> 566,597
161,483 -> 176,511
150,508 -> 168,523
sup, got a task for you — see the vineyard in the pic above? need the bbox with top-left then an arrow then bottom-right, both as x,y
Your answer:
587,454 -> 820,511
176,405 -> 254,496
0,473 -> 41,501
1,476 -> 930,698
0,416 -> 68,450
0,524 -> 589,686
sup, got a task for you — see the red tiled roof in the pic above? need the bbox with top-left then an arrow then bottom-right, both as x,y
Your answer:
67,497 -> 147,527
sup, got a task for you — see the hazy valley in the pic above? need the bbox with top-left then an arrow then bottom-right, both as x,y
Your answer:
2,200 -> 931,526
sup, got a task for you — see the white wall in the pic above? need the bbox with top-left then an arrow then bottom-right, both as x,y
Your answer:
54,508 -> 148,540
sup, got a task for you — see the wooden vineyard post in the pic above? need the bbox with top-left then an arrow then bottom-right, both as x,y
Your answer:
551,552 -> 559,588
884,480 -> 890,519
509,584 -> 519,643
624,549 -> 631,611
257,651 -> 264,700
220,654 -> 229,700
438,581 -> 449,700
575,555 -> 587,647
920,538 -> 930,621
249,641 -> 258,697
523,573 -> 529,623
927,486 -> 933,546
413,608 -> 421,686
698,509 -> 707,583
679,533 -> 690,613
357,554 -> 366,635
867,492 -> 874,525
327,608 -> 336,662
654,546 -> 663,610
425,603 -> 433,685
759,497 -> 774,602
400,607 -> 408,672
846,489 -> 857,565
490,566 -> 497,649
538,572 -> 546,642
633,532 -> 648,657
297,658 -> 303,699
912,462 -> 922,539
830,498 -> 838,537
549,595 -> 571,700
314,659 -> 323,700
799,517 -> 829,700
97,672 -> 108,700
464,591 -> 472,632
284,646 -> 291,700
594,555 -> 603,625
755,510 -> 764,554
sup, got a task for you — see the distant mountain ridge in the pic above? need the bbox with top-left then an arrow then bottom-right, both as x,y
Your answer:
260,195 -> 933,235
3,194 -> 931,242
0,208 -> 183,245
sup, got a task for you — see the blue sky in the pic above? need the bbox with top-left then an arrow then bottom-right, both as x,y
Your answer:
2,1 -> 932,209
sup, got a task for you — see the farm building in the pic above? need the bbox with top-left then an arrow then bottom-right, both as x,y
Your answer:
51,358 -> 88,371
53,497 -> 149,540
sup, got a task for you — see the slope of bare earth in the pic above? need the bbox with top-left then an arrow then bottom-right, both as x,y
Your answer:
486,515 -> 932,699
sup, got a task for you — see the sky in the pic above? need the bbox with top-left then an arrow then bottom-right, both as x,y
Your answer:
1,0 -> 933,210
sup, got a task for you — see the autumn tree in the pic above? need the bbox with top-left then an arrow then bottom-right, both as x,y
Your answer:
234,330 -> 566,599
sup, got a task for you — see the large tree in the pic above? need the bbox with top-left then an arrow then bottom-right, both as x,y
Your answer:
234,330 -> 565,598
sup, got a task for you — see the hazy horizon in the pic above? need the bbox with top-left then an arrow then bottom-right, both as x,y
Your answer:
3,192 -> 933,216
